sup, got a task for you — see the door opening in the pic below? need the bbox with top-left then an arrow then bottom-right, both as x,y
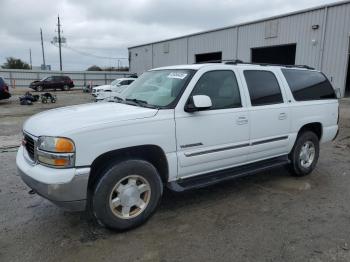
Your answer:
195,52 -> 222,63
346,54 -> 350,97
251,44 -> 296,65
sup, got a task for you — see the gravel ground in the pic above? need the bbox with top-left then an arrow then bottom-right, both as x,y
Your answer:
0,90 -> 349,262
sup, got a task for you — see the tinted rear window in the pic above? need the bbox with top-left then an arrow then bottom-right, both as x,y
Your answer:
282,69 -> 336,101
244,70 -> 283,106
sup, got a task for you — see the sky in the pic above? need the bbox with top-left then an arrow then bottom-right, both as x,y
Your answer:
0,0 -> 339,71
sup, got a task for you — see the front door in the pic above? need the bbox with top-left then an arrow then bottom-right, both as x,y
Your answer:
175,69 -> 250,179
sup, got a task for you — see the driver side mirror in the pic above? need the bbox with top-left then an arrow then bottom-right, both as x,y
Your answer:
185,95 -> 212,112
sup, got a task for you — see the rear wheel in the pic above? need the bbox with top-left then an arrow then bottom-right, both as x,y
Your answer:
92,159 -> 163,230
36,86 -> 43,92
63,85 -> 70,91
289,131 -> 319,176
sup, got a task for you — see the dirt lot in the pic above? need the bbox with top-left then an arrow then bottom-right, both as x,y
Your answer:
0,90 -> 350,262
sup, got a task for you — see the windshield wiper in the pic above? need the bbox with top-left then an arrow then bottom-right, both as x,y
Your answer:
107,96 -> 124,103
125,98 -> 159,109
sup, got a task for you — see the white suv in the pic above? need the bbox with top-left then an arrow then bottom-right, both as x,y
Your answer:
17,63 -> 339,230
91,78 -> 135,97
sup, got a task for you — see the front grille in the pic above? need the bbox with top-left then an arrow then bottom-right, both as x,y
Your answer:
24,134 -> 35,160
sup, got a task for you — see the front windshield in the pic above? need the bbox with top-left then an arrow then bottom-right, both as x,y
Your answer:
111,79 -> 122,86
123,69 -> 194,108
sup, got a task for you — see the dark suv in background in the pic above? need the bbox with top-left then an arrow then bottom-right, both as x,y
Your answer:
0,76 -> 11,100
30,76 -> 74,91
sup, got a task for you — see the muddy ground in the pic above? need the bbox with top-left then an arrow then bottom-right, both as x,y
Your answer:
0,90 -> 349,262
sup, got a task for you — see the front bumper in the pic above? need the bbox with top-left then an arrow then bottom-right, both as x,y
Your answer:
16,146 -> 90,211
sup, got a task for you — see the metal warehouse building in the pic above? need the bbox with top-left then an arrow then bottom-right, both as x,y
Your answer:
128,0 -> 350,97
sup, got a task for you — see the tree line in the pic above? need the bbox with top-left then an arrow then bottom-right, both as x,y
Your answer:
1,57 -> 129,71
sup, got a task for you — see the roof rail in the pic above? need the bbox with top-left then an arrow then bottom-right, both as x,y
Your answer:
194,59 -> 315,70
194,59 -> 243,64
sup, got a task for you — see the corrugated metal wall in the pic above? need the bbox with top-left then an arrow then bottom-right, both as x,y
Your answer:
187,28 -> 238,64
236,9 -> 325,68
153,38 -> 188,67
0,69 -> 133,89
129,45 -> 153,74
321,3 -> 350,94
129,1 -> 350,96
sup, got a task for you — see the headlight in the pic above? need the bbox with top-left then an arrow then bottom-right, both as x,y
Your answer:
37,136 -> 75,168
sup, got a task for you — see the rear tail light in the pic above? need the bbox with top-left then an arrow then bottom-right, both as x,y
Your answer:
4,84 -> 9,92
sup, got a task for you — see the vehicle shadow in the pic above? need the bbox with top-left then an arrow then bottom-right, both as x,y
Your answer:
72,166 -> 296,240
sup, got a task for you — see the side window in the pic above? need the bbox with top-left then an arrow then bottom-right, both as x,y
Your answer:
191,70 -> 241,110
46,77 -> 53,81
281,69 -> 336,101
244,70 -> 283,106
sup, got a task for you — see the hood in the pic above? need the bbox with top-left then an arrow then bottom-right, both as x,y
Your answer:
23,102 -> 158,136
30,80 -> 40,85
93,85 -> 111,90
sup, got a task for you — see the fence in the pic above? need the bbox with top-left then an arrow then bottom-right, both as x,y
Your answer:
0,69 -> 135,89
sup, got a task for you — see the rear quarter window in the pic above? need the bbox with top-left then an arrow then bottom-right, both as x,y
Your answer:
282,69 -> 336,101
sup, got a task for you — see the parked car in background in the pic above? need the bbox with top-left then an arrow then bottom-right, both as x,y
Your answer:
0,76 -> 11,100
95,86 -> 130,102
91,78 -> 135,97
29,76 -> 74,92
83,84 -> 98,93
17,62 -> 339,231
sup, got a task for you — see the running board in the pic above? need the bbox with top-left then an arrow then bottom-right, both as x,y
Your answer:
167,156 -> 290,192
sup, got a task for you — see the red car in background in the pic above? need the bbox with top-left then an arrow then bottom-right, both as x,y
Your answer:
0,76 -> 11,100
29,76 -> 74,91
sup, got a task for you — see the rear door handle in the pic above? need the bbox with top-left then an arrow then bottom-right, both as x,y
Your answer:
237,116 -> 248,125
279,113 -> 287,120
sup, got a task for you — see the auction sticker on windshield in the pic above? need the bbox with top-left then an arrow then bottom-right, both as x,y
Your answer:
168,72 -> 188,79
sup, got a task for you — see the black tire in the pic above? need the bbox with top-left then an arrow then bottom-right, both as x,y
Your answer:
36,86 -> 43,92
63,85 -> 70,91
289,131 -> 319,176
92,159 -> 163,231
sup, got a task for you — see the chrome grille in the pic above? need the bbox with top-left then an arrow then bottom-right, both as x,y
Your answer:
24,134 -> 35,160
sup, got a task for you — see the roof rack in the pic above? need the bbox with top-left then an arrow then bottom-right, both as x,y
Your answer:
194,59 -> 315,70
195,59 -> 243,64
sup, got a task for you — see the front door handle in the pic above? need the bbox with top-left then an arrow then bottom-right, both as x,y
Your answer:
237,116 -> 248,125
279,113 -> 287,120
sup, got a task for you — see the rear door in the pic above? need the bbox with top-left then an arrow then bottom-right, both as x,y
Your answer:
239,68 -> 291,161
175,68 -> 250,179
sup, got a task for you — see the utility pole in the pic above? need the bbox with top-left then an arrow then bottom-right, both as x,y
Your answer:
57,15 -> 63,71
29,48 -> 32,69
40,28 -> 46,69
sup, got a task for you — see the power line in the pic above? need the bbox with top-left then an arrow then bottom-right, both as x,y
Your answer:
64,45 -> 128,60
51,42 -> 127,60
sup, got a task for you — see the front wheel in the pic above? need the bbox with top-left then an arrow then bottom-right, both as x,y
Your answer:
91,159 -> 163,230
289,131 -> 319,176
